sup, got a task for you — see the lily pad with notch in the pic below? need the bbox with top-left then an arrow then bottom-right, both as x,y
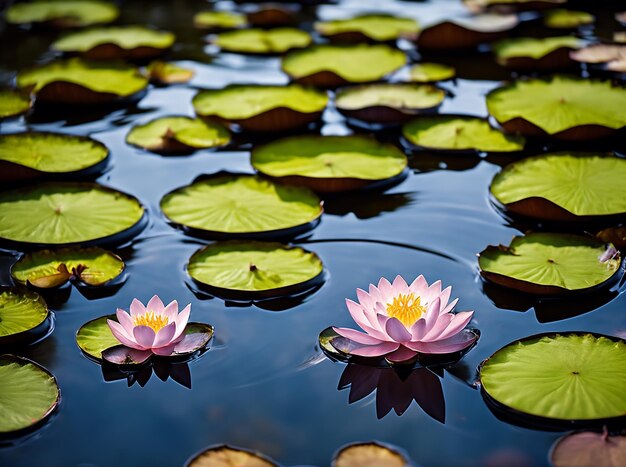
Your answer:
0,181 -> 146,249
193,84 -> 328,133
160,173 -> 323,240
543,9 -> 595,29
486,75 -> 626,140
0,355 -> 60,438
334,83 -> 445,125
187,241 -> 324,300
478,232 -> 622,296
408,62 -> 456,83
490,152 -> 626,224
0,89 -> 32,120
185,445 -> 278,467
16,58 -> 149,106
282,44 -> 406,88
479,332 -> 626,430
492,36 -> 583,70
0,132 -> 109,183
193,11 -> 248,31
211,28 -> 311,55
126,116 -> 230,154
251,135 -> 408,193
5,0 -> 119,29
0,287 -> 53,347
314,14 -> 420,43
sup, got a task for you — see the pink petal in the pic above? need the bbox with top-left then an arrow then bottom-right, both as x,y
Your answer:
173,329 -> 212,354
424,297 -> 441,331
377,277 -> 394,301
438,286 -> 452,312
345,300 -> 386,338
409,275 -> 427,296
173,304 -> 191,340
435,311 -> 474,341
107,319 -> 142,350
420,313 -> 454,342
392,275 -> 409,295
129,298 -> 146,317
102,346 -> 152,365
405,331 -> 477,354
349,341 -> 400,357
356,288 -> 374,311
333,327 -> 386,345
116,308 -> 134,335
410,318 -> 427,340
442,298 -> 459,314
423,280 -> 442,304
368,283 -> 383,303
385,317 -> 412,343
133,326 -> 155,348
152,343 -> 177,356
163,300 -> 179,322
377,313 -> 390,331
385,345 -> 418,363
147,295 -> 165,314
154,322 -> 176,348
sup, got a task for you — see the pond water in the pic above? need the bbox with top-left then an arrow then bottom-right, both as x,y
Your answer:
1,0 -> 625,466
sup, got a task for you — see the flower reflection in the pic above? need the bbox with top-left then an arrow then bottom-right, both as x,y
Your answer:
101,360 -> 192,389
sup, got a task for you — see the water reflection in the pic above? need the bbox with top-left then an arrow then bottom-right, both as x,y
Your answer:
101,360 -> 192,389
323,192 -> 415,219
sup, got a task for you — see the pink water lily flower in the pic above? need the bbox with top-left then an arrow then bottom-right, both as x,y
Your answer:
107,295 -> 190,358
333,275 -> 476,362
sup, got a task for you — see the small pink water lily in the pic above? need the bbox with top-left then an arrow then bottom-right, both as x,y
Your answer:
107,295 -> 190,358
333,275 -> 477,362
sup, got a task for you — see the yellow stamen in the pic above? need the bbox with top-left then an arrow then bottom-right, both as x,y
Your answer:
386,293 -> 426,328
133,311 -> 169,332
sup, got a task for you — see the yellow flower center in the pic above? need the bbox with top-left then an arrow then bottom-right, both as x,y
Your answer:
133,311 -> 169,333
386,293 -> 426,328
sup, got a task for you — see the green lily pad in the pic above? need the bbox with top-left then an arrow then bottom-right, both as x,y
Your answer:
145,61 -> 194,85
333,442 -> 410,467
486,75 -> 626,140
160,174 -> 323,239
479,333 -> 626,427
543,9 -> 595,29
0,182 -> 145,248
0,132 -> 109,183
0,89 -> 32,120
402,115 -> 525,153
16,58 -> 149,105
478,232 -> 622,295
551,431 -> 626,467
186,445 -> 278,467
6,0 -> 119,28
334,83 -> 445,125
193,11 -> 248,30
251,135 -> 408,192
493,36 -> 582,69
314,14 -> 420,42
51,26 -> 175,60
192,84 -> 328,132
75,314 -> 119,361
187,241 -> 324,299
282,44 -> 406,87
490,153 -> 626,222
126,117 -> 230,153
0,355 -> 60,435
408,63 -> 456,83
11,247 -> 124,288
0,287 -> 50,346
212,28 -> 311,54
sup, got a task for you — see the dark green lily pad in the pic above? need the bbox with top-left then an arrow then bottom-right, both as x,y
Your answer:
486,75 -> 626,140
0,132 -> 109,183
551,431 -> 626,467
402,115 -> 525,153
0,355 -> 60,436
11,247 -> 124,288
6,0 -> 119,28
0,287 -> 50,346
145,61 -> 194,85
51,26 -> 175,60
126,117 -> 230,153
543,9 -> 595,29
186,445 -> 278,467
16,58 -> 149,105
282,44 -> 406,87
478,232 -> 622,295
193,11 -> 247,30
408,63 -> 456,83
314,14 -> 420,42
160,174 -> 323,239
492,36 -> 582,70
193,84 -> 328,132
490,152 -> 626,222
479,333 -> 626,428
0,89 -> 32,120
187,241 -> 324,299
212,28 -> 311,54
333,442 -> 410,467
251,135 -> 407,192
0,182 -> 145,248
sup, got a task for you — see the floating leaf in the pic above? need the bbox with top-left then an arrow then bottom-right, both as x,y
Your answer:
403,115 -> 525,153
314,14 -> 420,42
0,355 -> 60,435
478,232 -> 621,295
187,241 -> 324,299
479,333 -> 626,427
192,84 -> 328,132
0,88 -> 32,120
570,44 -> 626,73
186,445 -> 278,467
6,0 -> 119,28
193,11 -> 247,30
252,135 -> 407,192
16,58 -> 148,105
126,117 -> 230,153
75,315 -> 120,360
282,44 -> 406,87
333,442 -> 410,467
160,174 -> 323,239
492,36 -> 582,70
464,0 -> 565,13
0,182 -> 145,248
212,28 -> 311,54
543,9 -> 595,29
486,75 -> 626,140
145,61 -> 194,85
490,152 -> 626,222
51,26 -> 175,60
0,287 -> 50,346
408,63 -> 456,83
0,132 -> 109,183
11,247 -> 124,288
551,431 -> 626,467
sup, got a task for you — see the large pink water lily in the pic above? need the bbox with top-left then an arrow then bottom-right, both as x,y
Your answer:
333,275 -> 477,362
107,295 -> 190,359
